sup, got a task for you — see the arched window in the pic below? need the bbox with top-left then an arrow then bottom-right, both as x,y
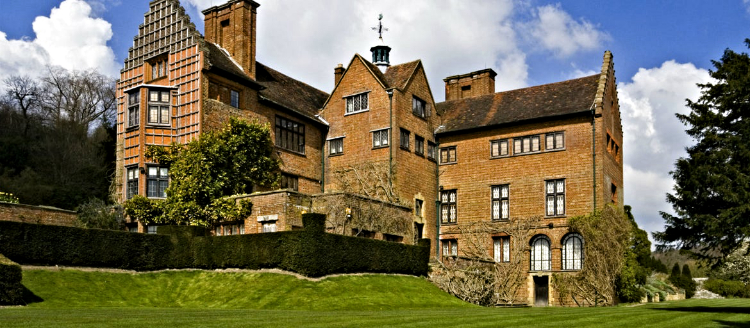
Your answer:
530,235 -> 551,271
562,234 -> 584,270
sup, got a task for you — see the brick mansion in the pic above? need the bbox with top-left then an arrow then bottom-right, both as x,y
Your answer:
115,0 -> 623,306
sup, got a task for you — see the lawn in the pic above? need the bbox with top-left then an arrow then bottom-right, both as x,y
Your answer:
1,268 -> 748,327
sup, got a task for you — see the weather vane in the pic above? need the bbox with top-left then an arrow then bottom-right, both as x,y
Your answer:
371,13 -> 388,41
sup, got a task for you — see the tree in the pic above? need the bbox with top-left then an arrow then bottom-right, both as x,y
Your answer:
656,39 -> 750,262
125,118 -> 280,227
75,198 -> 124,230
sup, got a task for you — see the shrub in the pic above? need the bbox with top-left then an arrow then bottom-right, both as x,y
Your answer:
703,279 -> 750,298
75,198 -> 124,230
0,191 -> 20,204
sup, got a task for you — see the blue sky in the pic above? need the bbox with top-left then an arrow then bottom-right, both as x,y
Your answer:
1,0 -> 749,244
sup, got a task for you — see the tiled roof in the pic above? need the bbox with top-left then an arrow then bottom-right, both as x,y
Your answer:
204,42 -> 261,89
384,60 -> 420,91
358,54 -> 390,88
256,62 -> 330,122
436,74 -> 601,134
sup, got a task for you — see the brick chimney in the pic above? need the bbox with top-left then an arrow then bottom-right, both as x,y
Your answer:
203,0 -> 260,79
444,68 -> 497,101
334,64 -> 345,85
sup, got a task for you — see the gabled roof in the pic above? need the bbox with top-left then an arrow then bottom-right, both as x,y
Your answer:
256,62 -> 330,122
384,60 -> 421,91
436,74 -> 600,134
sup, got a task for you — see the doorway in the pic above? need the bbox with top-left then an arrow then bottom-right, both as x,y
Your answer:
534,276 -> 549,306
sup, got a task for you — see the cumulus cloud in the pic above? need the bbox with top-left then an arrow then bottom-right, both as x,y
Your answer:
525,4 -> 609,57
618,61 -> 711,240
0,0 -> 119,84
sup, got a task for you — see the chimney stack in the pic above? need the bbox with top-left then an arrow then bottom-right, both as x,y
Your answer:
203,0 -> 260,79
334,64 -> 345,85
443,68 -> 497,101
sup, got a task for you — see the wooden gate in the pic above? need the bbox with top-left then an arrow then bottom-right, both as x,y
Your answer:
534,276 -> 549,306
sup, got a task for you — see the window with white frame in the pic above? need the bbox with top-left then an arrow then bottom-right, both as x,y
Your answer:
440,189 -> 457,224
415,135 -> 424,156
126,167 -> 139,199
545,131 -> 564,150
146,166 -> 169,198
230,90 -> 239,108
440,146 -> 456,164
491,185 -> 509,220
400,128 -> 410,150
491,139 -> 509,157
545,179 -> 565,216
513,135 -> 540,155
128,91 -> 140,128
329,138 -> 343,156
262,221 -> 277,233
530,235 -> 551,271
442,239 -> 457,258
494,236 -> 510,263
275,116 -> 305,153
345,92 -> 368,114
412,96 -> 426,118
372,129 -> 389,148
147,225 -> 158,234
148,89 -> 170,125
562,234 -> 583,270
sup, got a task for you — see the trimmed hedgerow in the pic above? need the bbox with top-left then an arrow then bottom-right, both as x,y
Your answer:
0,253 -> 23,305
0,214 -> 430,277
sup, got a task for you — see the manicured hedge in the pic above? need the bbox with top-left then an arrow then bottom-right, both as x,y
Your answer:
0,253 -> 23,305
703,279 -> 750,298
0,214 -> 430,277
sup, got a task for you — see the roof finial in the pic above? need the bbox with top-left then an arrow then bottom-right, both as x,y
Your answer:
371,13 -> 388,42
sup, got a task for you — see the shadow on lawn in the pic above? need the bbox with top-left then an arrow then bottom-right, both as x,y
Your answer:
652,306 -> 750,314
21,285 -> 43,305
713,320 -> 750,327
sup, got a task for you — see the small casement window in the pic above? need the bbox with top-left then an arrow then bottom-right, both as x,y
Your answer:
353,229 -> 375,238
147,225 -> 158,234
530,235 -> 551,271
440,146 -> 457,164
440,189 -> 457,224
384,234 -> 403,243
151,59 -> 167,79
415,199 -> 423,217
494,236 -> 510,263
126,167 -> 139,199
230,90 -> 239,108
545,179 -> 565,216
345,92 -> 368,114
412,96 -> 427,118
148,89 -> 170,125
414,135 -> 425,156
491,185 -> 509,220
513,135 -> 540,155
562,234 -> 584,270
329,138 -> 343,156
262,221 -> 277,233
215,226 -> 223,236
400,128 -> 410,150
146,166 -> 169,198
372,129 -> 389,148
280,174 -> 298,191
275,116 -> 305,154
128,91 -> 140,128
427,141 -> 437,160
490,139 -> 509,157
442,239 -> 458,258
545,131 -> 565,150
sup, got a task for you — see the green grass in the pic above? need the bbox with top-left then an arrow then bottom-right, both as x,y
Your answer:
1,269 -> 749,327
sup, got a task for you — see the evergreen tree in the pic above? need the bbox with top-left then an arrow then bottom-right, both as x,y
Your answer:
656,39 -> 750,262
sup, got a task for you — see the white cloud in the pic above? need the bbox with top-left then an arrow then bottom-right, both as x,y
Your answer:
526,4 -> 609,57
618,60 -> 711,241
745,0 -> 750,13
182,0 -> 527,97
0,0 -> 119,84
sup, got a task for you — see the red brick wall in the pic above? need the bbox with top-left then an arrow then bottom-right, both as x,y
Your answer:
0,202 -> 76,227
